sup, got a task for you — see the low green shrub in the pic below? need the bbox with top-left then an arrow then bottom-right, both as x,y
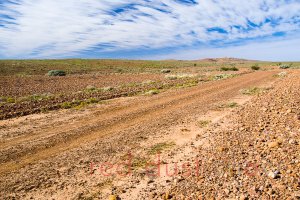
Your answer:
61,98 -> 100,110
213,74 -> 235,80
6,97 -> 15,103
220,67 -> 239,71
102,86 -> 114,92
61,102 -> 73,109
251,64 -> 260,70
197,120 -> 211,128
47,70 -> 66,76
148,142 -> 175,155
0,96 -> 15,103
87,98 -> 99,104
145,89 -> 160,95
240,87 -> 265,95
165,73 -> 196,80
161,69 -> 171,73
227,102 -> 238,108
279,64 -> 290,69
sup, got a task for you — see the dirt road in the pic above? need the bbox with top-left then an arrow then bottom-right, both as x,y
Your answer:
0,71 -> 277,199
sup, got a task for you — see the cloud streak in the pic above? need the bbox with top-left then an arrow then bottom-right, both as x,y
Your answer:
0,0 -> 299,59
147,35 -> 300,61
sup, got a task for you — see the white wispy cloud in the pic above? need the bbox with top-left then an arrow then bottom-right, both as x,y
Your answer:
147,34 -> 300,61
0,0 -> 299,58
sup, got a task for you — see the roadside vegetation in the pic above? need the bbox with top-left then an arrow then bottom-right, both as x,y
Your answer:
0,77 -> 203,119
213,74 -> 237,80
47,70 -> 66,76
220,66 -> 239,71
148,142 -> 176,155
279,64 -> 291,69
197,120 -> 211,128
1,59 -> 299,76
0,58 -> 299,120
251,64 -> 260,70
240,87 -> 269,95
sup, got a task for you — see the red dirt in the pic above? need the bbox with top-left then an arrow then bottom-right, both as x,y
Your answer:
0,74 -> 165,97
0,70 -> 281,199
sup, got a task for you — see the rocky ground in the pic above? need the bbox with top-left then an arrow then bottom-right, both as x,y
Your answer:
107,71 -> 300,200
0,70 -> 299,199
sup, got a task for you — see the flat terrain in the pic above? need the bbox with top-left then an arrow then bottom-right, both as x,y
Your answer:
0,59 -> 252,119
0,59 -> 299,199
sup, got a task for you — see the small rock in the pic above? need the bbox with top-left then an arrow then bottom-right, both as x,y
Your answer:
294,191 -> 300,198
174,177 -> 184,184
165,179 -> 171,183
147,179 -> 154,184
239,194 -> 248,200
150,192 -> 157,198
109,195 -> 117,200
268,170 -> 280,179
224,188 -> 230,195
268,141 -> 279,148
289,139 -> 298,145
164,191 -> 171,199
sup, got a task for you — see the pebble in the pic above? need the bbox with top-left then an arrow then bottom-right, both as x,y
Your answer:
289,139 -> 298,145
267,170 -> 280,179
294,191 -> 300,198
224,188 -> 230,195
164,191 -> 171,199
268,141 -> 279,148
108,195 -> 117,200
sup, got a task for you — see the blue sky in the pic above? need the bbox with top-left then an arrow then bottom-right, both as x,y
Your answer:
0,0 -> 300,61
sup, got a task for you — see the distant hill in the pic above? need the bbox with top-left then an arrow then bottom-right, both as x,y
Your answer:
197,57 -> 260,63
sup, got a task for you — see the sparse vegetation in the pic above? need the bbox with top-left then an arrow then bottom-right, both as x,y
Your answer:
145,89 -> 160,95
227,102 -> 238,108
102,86 -> 114,92
165,73 -> 196,80
85,85 -> 97,92
87,98 -> 99,104
60,98 -> 100,109
6,97 -> 16,103
0,96 -> 16,103
161,69 -> 171,73
220,67 -> 239,71
1,59 -> 299,120
0,59 -> 299,76
240,87 -> 265,95
0,74 -> 203,119
279,64 -> 291,69
47,70 -> 66,76
251,64 -> 260,70
174,80 -> 198,89
61,102 -> 73,109
197,120 -> 211,128
213,74 -> 236,80
274,71 -> 288,78
17,93 -> 53,102
148,142 -> 176,155
279,63 -> 293,69
218,102 -> 239,109
131,157 -> 148,169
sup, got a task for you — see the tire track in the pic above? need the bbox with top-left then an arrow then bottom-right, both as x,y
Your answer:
0,71 -> 276,175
